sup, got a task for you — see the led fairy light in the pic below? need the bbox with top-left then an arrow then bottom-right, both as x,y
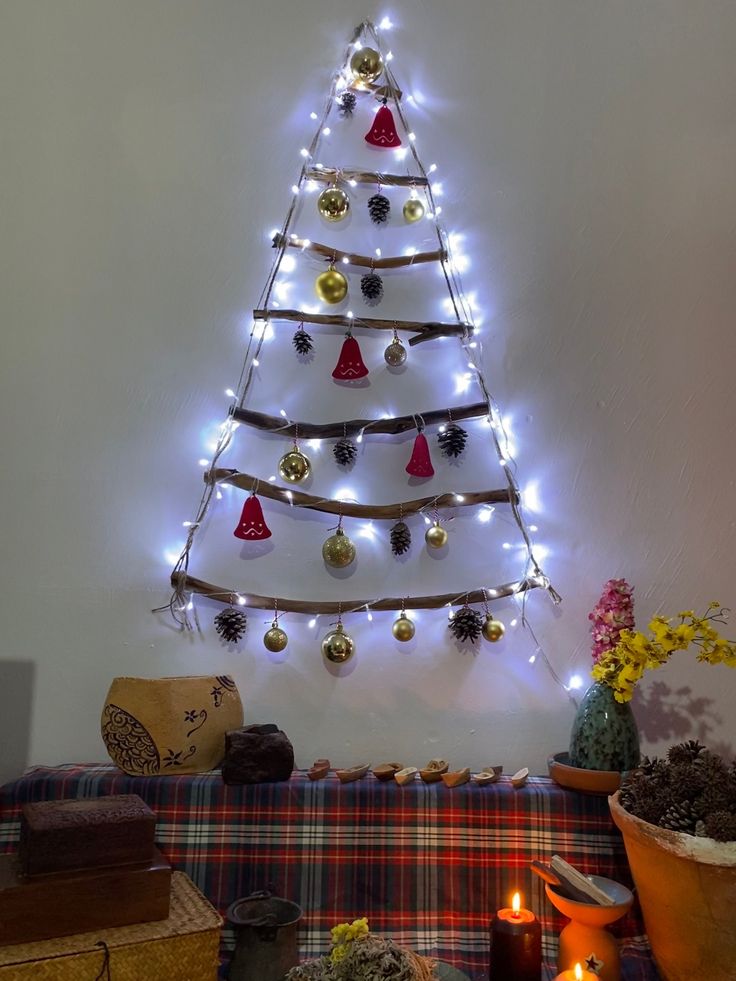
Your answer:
160,18 -> 565,699
349,21 -> 562,659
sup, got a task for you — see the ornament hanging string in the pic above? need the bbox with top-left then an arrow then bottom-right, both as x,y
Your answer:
160,19 -> 564,702
361,20 -> 558,599
157,24 -> 363,627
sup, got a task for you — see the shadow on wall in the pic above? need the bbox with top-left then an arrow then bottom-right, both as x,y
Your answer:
0,661 -> 35,785
634,680 -> 734,761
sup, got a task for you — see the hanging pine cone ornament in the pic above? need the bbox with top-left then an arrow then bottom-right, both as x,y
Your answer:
390,520 -> 411,556
333,436 -> 357,467
214,608 -> 247,643
368,192 -> 391,225
292,326 -> 313,356
361,270 -> 384,303
438,423 -> 468,459
338,91 -> 357,116
448,605 -> 484,643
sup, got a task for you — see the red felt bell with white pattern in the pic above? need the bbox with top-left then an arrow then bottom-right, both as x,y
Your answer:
332,334 -> 369,380
233,493 -> 272,541
405,432 -> 434,478
365,103 -> 402,148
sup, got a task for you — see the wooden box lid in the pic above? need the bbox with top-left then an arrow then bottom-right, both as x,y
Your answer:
18,794 -> 157,877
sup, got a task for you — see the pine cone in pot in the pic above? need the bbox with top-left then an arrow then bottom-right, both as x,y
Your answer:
618,740 -> 736,842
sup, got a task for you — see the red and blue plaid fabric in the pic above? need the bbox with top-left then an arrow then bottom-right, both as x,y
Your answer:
0,765 -> 660,980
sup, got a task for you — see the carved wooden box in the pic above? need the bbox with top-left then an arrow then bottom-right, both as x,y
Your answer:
18,794 -> 156,876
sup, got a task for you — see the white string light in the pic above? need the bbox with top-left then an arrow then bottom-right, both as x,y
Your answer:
160,18 -> 564,701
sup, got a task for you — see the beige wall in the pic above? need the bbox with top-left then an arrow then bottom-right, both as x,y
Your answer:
1,0 -> 735,782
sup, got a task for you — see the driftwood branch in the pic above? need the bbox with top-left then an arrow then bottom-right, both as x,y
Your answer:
207,469 -> 516,516
305,168 -> 428,188
274,233 -> 445,269
252,309 -> 470,344
172,571 -> 540,615
230,401 -> 489,438
347,81 -> 403,101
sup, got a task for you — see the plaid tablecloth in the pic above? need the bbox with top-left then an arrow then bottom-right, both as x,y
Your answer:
0,765 -> 659,980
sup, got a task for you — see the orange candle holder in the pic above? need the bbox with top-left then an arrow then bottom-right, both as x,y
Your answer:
545,876 -> 633,981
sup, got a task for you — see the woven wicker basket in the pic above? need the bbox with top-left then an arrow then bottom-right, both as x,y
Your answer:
0,872 -> 221,979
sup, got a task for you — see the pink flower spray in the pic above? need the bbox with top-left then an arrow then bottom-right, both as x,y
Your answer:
589,578 -> 635,664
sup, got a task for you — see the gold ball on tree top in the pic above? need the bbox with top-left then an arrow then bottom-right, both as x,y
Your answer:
315,264 -> 348,304
425,522 -> 448,549
317,186 -> 350,222
482,616 -> 505,643
392,616 -> 415,642
263,622 -> 288,652
322,527 -> 356,568
322,623 -> 355,663
350,47 -> 383,83
278,446 -> 311,483
403,198 -> 425,223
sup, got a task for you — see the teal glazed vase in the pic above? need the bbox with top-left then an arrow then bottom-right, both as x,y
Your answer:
568,681 -> 640,771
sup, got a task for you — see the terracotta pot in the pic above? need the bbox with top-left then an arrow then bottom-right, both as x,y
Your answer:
101,675 -> 243,775
609,791 -> 736,980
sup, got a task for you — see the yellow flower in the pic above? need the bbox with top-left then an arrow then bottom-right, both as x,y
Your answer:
591,606 -> 736,697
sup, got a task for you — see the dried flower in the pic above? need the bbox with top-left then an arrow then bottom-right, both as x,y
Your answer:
588,579 -> 635,663
592,602 -> 736,702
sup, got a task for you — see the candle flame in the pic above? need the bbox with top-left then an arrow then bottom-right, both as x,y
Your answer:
575,966 -> 583,981
511,892 -> 521,914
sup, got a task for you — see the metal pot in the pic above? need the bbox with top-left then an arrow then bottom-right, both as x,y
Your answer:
227,890 -> 303,981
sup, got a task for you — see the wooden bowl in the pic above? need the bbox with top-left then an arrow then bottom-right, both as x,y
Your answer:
548,752 -> 622,795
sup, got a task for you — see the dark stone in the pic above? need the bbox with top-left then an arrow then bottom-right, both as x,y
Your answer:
222,725 -> 294,784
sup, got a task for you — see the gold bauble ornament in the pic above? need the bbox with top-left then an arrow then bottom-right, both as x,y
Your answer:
384,338 -> 407,367
317,186 -> 350,222
425,522 -> 448,549
350,47 -> 383,83
278,445 -> 311,483
403,198 -> 425,223
482,616 -> 505,643
322,623 -> 355,663
392,616 -> 415,642
264,622 -> 288,652
315,264 -> 348,304
322,527 -> 356,568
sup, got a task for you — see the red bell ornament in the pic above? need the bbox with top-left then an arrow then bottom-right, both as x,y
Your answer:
365,104 -> 402,148
332,334 -> 369,380
405,432 -> 435,478
233,493 -> 272,541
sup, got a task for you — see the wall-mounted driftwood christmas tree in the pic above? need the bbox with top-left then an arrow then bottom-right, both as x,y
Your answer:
159,20 -> 560,664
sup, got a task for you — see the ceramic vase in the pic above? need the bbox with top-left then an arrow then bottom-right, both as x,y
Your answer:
568,681 -> 639,771
101,675 -> 243,775
610,791 -> 736,980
